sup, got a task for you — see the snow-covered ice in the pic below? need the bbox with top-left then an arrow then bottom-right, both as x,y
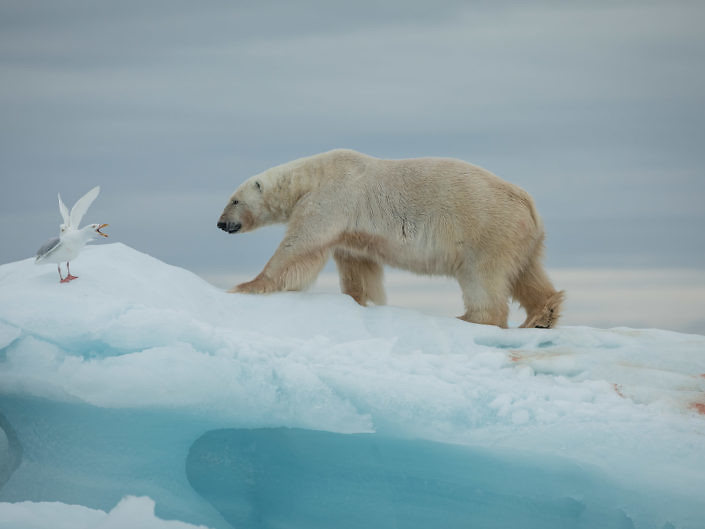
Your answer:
1,243 -> 704,528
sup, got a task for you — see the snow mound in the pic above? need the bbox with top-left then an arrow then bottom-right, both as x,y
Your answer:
1,243 -> 704,528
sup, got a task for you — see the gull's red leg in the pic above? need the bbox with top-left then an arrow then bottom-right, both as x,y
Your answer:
66,262 -> 78,281
58,264 -> 68,283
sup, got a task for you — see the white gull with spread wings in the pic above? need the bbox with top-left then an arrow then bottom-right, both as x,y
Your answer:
35,186 -> 108,283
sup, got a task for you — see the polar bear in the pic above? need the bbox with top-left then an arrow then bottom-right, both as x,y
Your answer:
217,149 -> 564,328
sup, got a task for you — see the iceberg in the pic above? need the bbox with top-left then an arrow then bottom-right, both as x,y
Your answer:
1,243 -> 704,528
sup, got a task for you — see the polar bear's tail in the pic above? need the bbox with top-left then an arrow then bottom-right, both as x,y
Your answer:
512,245 -> 565,329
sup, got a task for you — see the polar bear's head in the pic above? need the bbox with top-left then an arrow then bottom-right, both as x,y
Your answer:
218,158 -> 311,234
217,176 -> 268,234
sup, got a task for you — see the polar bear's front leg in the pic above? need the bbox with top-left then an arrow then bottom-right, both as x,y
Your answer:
229,236 -> 331,295
228,200 -> 340,295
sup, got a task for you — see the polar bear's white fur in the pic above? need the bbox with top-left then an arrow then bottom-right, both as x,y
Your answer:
218,149 -> 563,328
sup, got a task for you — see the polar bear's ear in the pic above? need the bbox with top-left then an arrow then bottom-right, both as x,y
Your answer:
255,181 -> 262,192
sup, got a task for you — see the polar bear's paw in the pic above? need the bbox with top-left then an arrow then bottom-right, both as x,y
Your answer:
229,275 -> 277,295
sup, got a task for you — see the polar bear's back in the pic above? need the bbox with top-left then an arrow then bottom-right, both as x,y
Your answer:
320,150 -> 535,220
329,150 -> 542,241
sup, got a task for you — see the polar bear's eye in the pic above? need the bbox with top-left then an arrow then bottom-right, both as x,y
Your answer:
232,200 -> 239,206
255,181 -> 262,192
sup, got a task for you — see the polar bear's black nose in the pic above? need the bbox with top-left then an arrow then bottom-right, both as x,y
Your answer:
218,221 -> 241,233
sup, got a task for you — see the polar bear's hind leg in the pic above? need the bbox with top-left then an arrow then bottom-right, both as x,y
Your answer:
333,249 -> 386,306
457,272 -> 511,328
512,248 -> 564,329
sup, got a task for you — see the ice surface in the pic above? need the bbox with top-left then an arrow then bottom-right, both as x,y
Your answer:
1,243 -> 704,528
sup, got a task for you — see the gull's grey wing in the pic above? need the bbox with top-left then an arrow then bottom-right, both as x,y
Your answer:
35,236 -> 61,262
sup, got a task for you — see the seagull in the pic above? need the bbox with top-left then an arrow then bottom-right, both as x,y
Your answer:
35,186 -> 108,283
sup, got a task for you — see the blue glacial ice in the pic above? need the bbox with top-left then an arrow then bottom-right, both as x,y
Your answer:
1,243 -> 704,528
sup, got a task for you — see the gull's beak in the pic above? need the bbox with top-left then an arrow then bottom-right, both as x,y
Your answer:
97,224 -> 109,237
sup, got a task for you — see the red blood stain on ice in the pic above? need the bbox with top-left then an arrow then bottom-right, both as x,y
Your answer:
691,402 -> 705,415
613,384 -> 626,398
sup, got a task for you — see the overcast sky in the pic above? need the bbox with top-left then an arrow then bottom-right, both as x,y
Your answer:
2,1 -> 704,278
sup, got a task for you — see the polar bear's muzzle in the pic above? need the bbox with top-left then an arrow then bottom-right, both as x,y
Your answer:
218,221 -> 242,234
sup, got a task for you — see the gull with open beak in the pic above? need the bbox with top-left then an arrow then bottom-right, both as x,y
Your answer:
35,186 -> 109,283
